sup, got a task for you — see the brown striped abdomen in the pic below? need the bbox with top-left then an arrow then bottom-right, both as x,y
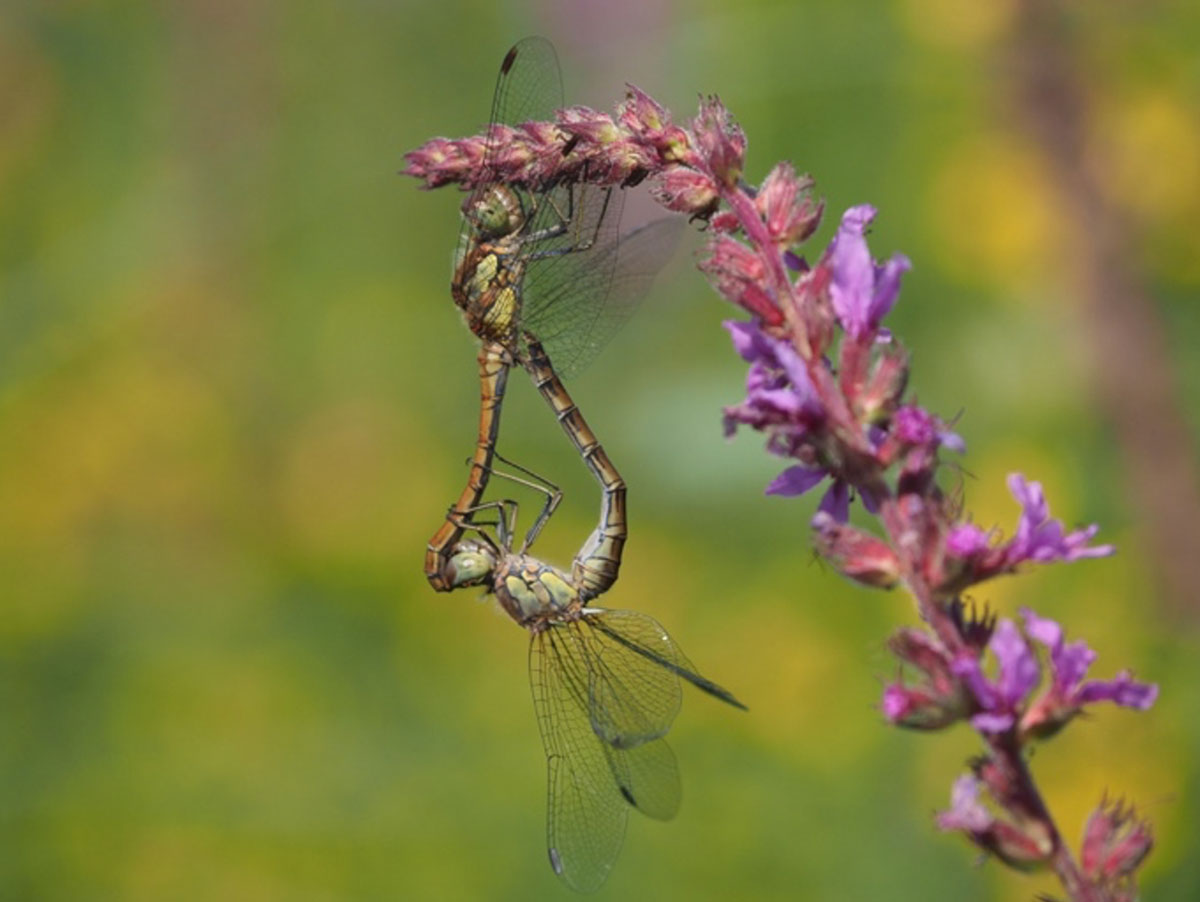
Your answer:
522,334 -> 626,600
425,341 -> 511,590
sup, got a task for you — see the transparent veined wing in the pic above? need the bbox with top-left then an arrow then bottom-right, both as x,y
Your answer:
457,37 -> 565,255
598,733 -> 681,821
531,622 -> 629,893
529,609 -> 746,892
584,608 -> 748,714
521,216 -> 685,379
576,608 -> 688,748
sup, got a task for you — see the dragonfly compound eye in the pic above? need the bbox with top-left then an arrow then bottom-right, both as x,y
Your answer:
444,543 -> 497,588
470,186 -> 524,238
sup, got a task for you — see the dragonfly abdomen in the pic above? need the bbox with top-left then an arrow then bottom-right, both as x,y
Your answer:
424,342 -> 512,590
522,335 -> 626,601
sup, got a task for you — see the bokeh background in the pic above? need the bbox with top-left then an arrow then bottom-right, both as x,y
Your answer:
3,0 -> 1198,899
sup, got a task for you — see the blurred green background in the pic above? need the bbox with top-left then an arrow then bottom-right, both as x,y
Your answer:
2,0 -> 1198,899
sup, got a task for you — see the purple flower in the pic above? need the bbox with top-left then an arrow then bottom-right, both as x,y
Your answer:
828,205 -> 912,340
937,775 -> 994,833
766,470 -> 857,522
1019,609 -> 1158,739
812,511 -> 901,588
765,465 -> 825,497
952,619 -> 1040,733
893,405 -> 965,454
881,627 -> 972,729
941,473 -> 1115,592
937,775 -> 1054,868
617,85 -> 691,158
722,319 -> 825,447
945,523 -> 991,557
1007,473 -> 1115,565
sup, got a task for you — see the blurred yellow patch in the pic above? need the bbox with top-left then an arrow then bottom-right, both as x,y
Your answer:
720,581 -> 878,773
0,348 -> 234,638
1092,90 -> 1200,226
275,398 -> 443,561
897,0 -> 1016,50
926,136 -> 1066,294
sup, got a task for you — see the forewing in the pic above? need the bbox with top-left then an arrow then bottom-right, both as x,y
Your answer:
587,608 -> 748,712
457,38 -> 565,259
522,216 -> 685,379
531,623 -> 628,893
486,36 -> 563,138
578,609 -> 685,749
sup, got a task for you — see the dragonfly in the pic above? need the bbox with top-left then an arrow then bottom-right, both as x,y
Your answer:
423,36 -> 682,599
438,459 -> 746,893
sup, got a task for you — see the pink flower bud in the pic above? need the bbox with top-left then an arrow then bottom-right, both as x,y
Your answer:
650,168 -> 719,217
690,95 -> 745,187
755,162 -> 822,246
698,236 -> 780,323
937,775 -> 1053,871
812,513 -> 900,588
1081,799 -> 1153,884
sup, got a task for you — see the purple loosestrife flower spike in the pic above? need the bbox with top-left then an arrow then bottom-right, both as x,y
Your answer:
829,205 -> 912,340
405,66 -> 1159,899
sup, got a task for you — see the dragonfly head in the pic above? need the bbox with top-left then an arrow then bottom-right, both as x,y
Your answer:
463,185 -> 525,239
443,540 -> 498,589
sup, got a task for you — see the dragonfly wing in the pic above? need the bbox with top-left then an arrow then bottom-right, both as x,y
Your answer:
600,735 -> 681,821
587,607 -> 748,711
576,608 -> 686,748
486,37 -> 563,136
522,215 -> 686,379
531,623 -> 628,893
457,38 -> 565,260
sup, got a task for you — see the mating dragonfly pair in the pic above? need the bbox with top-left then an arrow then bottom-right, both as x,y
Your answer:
419,38 -> 745,892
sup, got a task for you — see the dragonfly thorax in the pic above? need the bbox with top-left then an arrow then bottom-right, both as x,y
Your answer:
494,554 -> 580,627
463,185 -> 525,240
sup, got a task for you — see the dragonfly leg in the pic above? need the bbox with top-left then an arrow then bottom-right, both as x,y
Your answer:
522,180 -> 614,260
488,451 -> 563,553
458,452 -> 562,555
521,333 -> 625,601
452,497 -> 520,551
